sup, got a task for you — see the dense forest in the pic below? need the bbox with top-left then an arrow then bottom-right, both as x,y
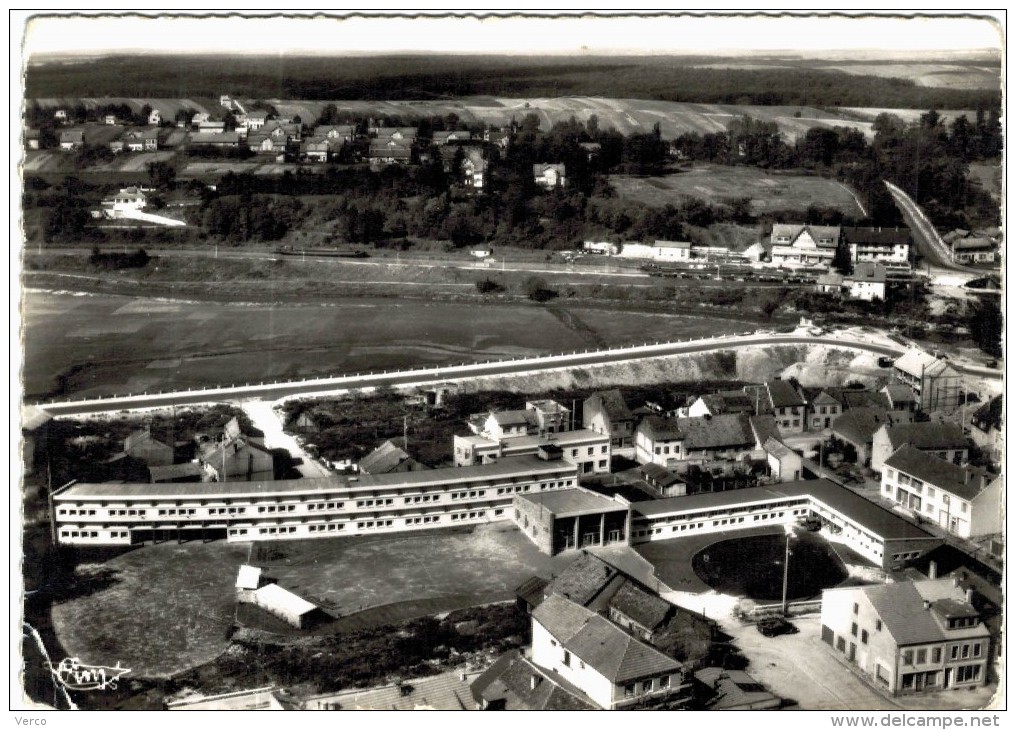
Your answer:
26,54 -> 1000,110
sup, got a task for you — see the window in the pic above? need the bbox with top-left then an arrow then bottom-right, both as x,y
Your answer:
932,648 -> 942,663
961,644 -> 970,659
876,620 -> 883,632
851,623 -> 858,637
659,675 -> 669,689
956,665 -> 981,683
950,646 -> 959,660
642,679 -> 653,693
563,650 -> 571,667
624,684 -> 635,698
861,630 -> 869,645
916,649 -> 927,664
902,650 -> 914,665
853,602 -> 859,615
974,644 -> 982,657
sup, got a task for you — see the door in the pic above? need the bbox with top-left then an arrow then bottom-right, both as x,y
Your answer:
848,643 -> 856,663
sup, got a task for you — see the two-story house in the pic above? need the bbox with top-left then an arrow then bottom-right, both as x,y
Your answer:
881,446 -> 1001,538
842,226 -> 911,268
530,594 -> 686,709
635,413 -> 758,468
892,349 -> 963,412
808,389 -> 843,430
845,262 -> 888,301
583,389 -> 637,453
870,421 -> 968,472
768,224 -> 840,269
820,578 -> 991,696
745,380 -> 809,434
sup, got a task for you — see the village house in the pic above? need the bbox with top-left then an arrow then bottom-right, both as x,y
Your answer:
529,594 -> 687,710
820,578 -> 991,696
763,438 -> 804,483
842,226 -> 912,268
432,129 -> 474,144
100,186 -> 149,217
483,127 -> 512,150
969,396 -> 1002,462
831,407 -> 911,467
248,134 -> 289,156
189,131 -> 241,148
892,349 -> 963,412
807,389 -> 843,430
53,109 -> 68,123
58,130 -> 83,151
768,224 -> 840,269
374,126 -> 418,142
881,446 -> 1001,538
103,114 -> 118,125
814,271 -> 845,296
198,418 -> 274,482
25,128 -> 41,150
943,229 -> 1000,265
461,148 -> 487,188
870,421 -> 969,473
358,438 -> 429,476
744,379 -> 809,434
881,384 -> 919,414
314,124 -> 356,142
197,120 -> 226,134
634,413 -> 759,468
845,262 -> 888,301
470,651 -> 597,710
684,390 -> 755,419
368,139 -> 413,165
122,428 -> 174,467
245,110 -> 269,130
533,163 -> 567,189
583,389 -> 637,453
148,108 -> 162,125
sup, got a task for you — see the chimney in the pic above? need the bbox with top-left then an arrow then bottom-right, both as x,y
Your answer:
923,600 -> 931,610
458,669 -> 467,682
965,588 -> 974,605
953,576 -> 962,588
530,674 -> 543,691
928,561 -> 938,579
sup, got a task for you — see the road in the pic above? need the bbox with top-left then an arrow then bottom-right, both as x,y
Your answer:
37,332 -> 907,415
884,181 -> 982,275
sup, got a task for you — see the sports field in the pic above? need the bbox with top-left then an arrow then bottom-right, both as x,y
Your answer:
611,164 -> 866,216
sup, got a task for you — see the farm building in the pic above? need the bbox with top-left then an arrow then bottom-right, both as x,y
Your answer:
251,583 -> 325,629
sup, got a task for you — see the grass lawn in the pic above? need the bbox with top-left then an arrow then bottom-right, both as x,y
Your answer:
611,164 -> 866,217
49,523 -> 574,679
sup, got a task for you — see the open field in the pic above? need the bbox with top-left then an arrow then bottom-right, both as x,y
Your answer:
21,289 -> 770,400
49,524 -> 570,679
611,164 -> 866,217
815,63 -> 1000,90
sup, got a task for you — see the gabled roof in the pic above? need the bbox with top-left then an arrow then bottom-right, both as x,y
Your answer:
491,409 -> 538,428
748,414 -> 781,447
847,262 -> 887,284
125,429 -> 172,453
885,421 -> 967,451
972,396 -> 1002,431
608,580 -> 673,631
832,407 -> 893,445
586,389 -> 634,422
763,437 -> 794,459
882,384 -> 917,406
148,462 -> 203,482
546,551 -> 625,607
884,445 -> 992,502
534,162 -> 566,175
770,224 -> 841,248
841,226 -> 911,246
811,390 -> 841,407
534,595 -> 683,683
190,131 -> 241,145
639,415 -> 683,441
470,651 -> 596,710
766,380 -> 807,409
253,583 -> 318,616
358,439 -> 412,475
851,579 -> 988,646
673,413 -> 755,450
694,668 -> 778,710
893,349 -> 958,379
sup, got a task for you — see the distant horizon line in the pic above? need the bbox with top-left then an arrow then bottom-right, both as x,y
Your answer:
29,47 -> 1002,62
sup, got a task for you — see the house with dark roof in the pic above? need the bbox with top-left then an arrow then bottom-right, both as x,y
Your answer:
892,349 -> 963,412
842,226 -> 911,267
583,389 -> 637,452
59,130 -> 84,151
969,396 -> 1002,462
358,438 -> 429,476
470,650 -> 596,710
530,594 -> 688,709
693,668 -> 780,710
881,384 -> 918,413
123,428 -> 175,467
870,421 -> 968,472
769,224 -> 840,269
846,262 -> 888,301
635,413 -> 758,468
832,407 -> 911,466
686,391 -> 755,419
607,580 -> 675,642
749,379 -> 809,434
808,389 -> 843,430
820,578 -> 991,696
881,446 -> 1001,539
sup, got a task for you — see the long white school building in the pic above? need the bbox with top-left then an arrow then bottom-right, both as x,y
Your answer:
52,455 -> 578,546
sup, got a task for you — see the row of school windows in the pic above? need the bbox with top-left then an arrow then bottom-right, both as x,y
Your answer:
235,509 -> 509,536
60,529 -> 129,539
645,507 -> 805,530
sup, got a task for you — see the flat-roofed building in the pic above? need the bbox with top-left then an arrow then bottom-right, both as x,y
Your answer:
630,479 -> 941,570
513,487 -> 631,555
454,428 -> 610,475
52,455 -> 579,546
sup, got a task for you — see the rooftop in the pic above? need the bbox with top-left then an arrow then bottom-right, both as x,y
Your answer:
841,226 -> 911,246
885,421 -> 968,451
586,389 -> 634,422
517,487 -> 625,517
884,445 -> 993,502
253,583 -> 318,617
320,668 -> 481,710
55,454 -> 575,501
832,407 -> 894,444
673,413 -> 755,450
893,349 -> 959,379
470,651 -> 596,711
609,580 -> 673,631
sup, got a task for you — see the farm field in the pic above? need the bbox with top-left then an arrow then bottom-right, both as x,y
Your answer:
610,164 -> 866,217
29,96 -> 979,142
48,524 -> 572,679
21,289 -> 759,400
814,63 -> 1000,89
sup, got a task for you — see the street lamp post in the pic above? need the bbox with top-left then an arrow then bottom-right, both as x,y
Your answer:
781,524 -> 798,616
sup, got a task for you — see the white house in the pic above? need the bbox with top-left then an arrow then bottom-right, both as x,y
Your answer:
820,578 -> 991,696
842,227 -> 911,266
769,224 -> 840,269
533,163 -> 566,189
846,262 -> 887,301
881,446 -> 1001,538
530,594 -> 686,710
148,108 -> 162,125
583,241 -> 619,256
870,421 -> 968,473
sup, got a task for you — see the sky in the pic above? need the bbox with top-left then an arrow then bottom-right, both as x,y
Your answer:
18,11 -> 1004,58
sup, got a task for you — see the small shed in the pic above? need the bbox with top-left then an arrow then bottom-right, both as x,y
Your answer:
235,564 -> 275,603
251,583 -> 323,629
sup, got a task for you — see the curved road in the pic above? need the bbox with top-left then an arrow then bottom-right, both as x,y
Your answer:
38,333 -> 907,416
884,181 -> 982,275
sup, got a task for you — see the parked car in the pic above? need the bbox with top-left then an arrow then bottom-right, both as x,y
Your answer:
756,617 -> 799,637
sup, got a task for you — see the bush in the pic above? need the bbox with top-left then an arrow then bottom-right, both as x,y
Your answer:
523,276 -> 558,302
475,277 -> 504,294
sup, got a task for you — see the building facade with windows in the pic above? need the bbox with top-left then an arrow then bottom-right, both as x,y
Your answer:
512,488 -> 631,555
820,579 -> 991,696
453,429 -> 611,475
881,446 -> 1001,539
52,455 -> 579,546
